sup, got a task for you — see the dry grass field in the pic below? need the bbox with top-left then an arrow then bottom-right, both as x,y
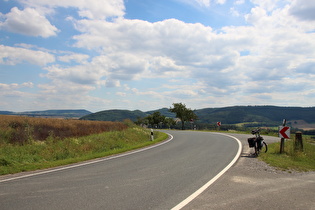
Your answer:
0,115 -> 128,145
0,115 -> 168,175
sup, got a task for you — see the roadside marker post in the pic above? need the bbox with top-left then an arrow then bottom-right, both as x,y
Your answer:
279,126 -> 290,139
150,129 -> 154,141
217,122 -> 221,131
279,119 -> 290,154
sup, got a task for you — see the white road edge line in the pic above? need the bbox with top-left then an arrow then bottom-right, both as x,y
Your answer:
0,133 -> 174,183
171,133 -> 242,210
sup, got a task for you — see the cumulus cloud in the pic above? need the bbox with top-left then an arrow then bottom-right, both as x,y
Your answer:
230,7 -> 241,17
235,0 -> 245,5
44,64 -> 102,85
58,53 -> 89,64
215,0 -> 226,5
73,18 -> 217,65
41,1 -> 314,108
250,0 -> 279,11
0,82 -> 34,91
0,45 -> 55,66
294,61 -> 315,74
0,7 -> 58,37
174,0 -> 227,9
245,6 -> 267,25
69,17 -> 248,97
289,0 -> 315,21
0,82 -> 35,110
195,0 -> 211,7
1,0 -> 315,111
18,0 -> 125,20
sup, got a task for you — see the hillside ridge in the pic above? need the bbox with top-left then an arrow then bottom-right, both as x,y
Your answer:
2,106 -> 315,128
0,109 -> 91,118
80,106 -> 315,126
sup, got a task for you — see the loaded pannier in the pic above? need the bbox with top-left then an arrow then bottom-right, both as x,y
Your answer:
247,137 -> 256,148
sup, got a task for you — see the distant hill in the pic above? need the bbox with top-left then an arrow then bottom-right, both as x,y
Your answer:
80,108 -> 176,122
80,106 -> 315,127
80,109 -> 147,121
3,106 -> 313,129
0,109 -> 91,118
195,106 -> 315,124
145,108 -> 175,118
0,111 -> 14,115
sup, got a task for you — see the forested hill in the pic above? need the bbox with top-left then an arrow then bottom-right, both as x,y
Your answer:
0,110 -> 91,118
80,109 -> 147,122
81,106 -> 315,124
195,106 -> 315,124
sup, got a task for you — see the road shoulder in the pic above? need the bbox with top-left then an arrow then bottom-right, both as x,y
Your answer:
183,133 -> 315,210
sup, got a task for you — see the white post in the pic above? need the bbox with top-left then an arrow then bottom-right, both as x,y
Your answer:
150,129 -> 154,141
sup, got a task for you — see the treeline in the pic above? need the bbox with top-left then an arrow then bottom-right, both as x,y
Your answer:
133,104 -> 313,134
135,103 -> 197,130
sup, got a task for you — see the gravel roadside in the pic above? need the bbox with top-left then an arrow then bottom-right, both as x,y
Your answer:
183,133 -> 315,210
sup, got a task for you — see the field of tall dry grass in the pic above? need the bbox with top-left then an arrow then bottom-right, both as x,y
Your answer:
0,115 -> 167,175
0,115 -> 128,144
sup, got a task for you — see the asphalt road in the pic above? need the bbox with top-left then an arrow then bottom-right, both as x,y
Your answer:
0,130 -> 241,210
183,133 -> 315,210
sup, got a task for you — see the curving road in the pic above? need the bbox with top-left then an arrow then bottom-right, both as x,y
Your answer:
0,130 -> 241,210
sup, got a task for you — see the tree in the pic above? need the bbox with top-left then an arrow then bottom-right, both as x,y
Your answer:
135,117 -> 148,126
169,103 -> 198,130
164,117 -> 176,129
146,111 -> 165,128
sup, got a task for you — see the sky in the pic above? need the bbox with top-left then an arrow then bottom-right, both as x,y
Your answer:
0,0 -> 315,112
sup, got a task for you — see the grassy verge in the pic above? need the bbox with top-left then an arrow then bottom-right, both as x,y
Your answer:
0,126 -> 168,175
259,136 -> 315,172
203,129 -> 314,172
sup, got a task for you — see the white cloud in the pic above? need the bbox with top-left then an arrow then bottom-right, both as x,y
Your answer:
29,82 -> 108,111
43,64 -> 102,85
0,82 -> 35,111
1,0 -> 315,111
195,0 -> 211,7
58,53 -> 89,64
230,7 -> 240,17
215,0 -> 226,5
294,61 -> 315,74
0,82 -> 34,91
102,79 -> 121,88
0,45 -> 55,66
289,0 -> 315,21
38,2 -> 315,109
18,0 -> 125,20
245,6 -> 267,25
250,0 -> 280,11
174,0 -> 227,9
0,7 -> 58,37
116,92 -> 126,97
72,18 -> 219,68
235,0 -> 245,5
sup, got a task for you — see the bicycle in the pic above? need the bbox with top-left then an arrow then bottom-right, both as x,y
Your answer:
247,128 -> 268,156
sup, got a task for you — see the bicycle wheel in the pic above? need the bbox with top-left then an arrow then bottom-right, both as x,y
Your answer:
262,141 -> 268,153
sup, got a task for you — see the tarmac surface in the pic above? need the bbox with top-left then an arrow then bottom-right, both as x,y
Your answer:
183,133 -> 315,210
